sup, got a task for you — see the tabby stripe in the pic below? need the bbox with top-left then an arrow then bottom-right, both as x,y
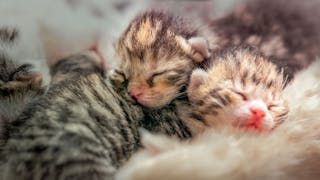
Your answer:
86,108 -> 121,163
189,112 -> 208,125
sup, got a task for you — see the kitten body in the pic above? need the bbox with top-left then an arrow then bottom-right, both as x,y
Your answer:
204,0 -> 320,80
182,48 -> 288,134
116,60 -> 320,180
0,50 -> 191,180
0,28 -> 43,147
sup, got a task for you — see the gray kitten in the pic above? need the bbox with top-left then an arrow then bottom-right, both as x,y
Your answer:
0,28 -> 43,147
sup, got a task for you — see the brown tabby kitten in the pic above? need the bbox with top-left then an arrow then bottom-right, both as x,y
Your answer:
205,0 -> 320,81
182,48 -> 289,134
0,49 -> 191,180
113,10 -> 210,109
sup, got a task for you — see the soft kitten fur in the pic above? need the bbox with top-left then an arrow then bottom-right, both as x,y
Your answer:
0,49 -> 192,179
116,60 -> 320,180
181,48 -> 288,134
113,10 -> 210,109
0,28 -> 43,147
204,0 -> 320,81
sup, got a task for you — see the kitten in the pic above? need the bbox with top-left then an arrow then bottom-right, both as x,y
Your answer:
204,0 -> 320,81
0,57 -> 43,144
0,49 -> 192,179
113,10 -> 210,109
0,28 -> 43,146
116,61 -> 320,180
181,48 -> 288,134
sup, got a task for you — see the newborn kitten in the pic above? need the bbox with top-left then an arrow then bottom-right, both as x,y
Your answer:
1,49 -> 193,179
113,10 -> 210,109
0,57 -> 43,141
205,0 -> 320,81
0,28 -> 43,146
116,62 -> 320,180
182,48 -> 288,133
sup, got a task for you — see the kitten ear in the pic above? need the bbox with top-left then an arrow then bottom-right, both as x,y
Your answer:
188,69 -> 208,103
139,128 -> 177,155
176,36 -> 211,63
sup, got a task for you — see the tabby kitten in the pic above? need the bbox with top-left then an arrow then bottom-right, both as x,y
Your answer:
0,49 -> 191,179
181,48 -> 289,134
113,10 -> 210,109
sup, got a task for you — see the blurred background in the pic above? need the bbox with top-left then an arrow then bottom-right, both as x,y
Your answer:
0,0 -> 245,82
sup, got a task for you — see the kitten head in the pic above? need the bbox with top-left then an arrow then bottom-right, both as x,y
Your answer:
187,49 -> 288,132
115,10 -> 210,109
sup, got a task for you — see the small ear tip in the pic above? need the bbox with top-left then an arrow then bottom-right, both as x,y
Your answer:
176,36 -> 211,63
188,36 -> 211,61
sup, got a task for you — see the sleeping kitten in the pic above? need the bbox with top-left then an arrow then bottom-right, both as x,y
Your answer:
0,57 -> 43,144
181,48 -> 288,133
113,10 -> 210,109
116,61 -> 320,180
204,0 -> 320,81
0,27 -> 43,146
0,49 -> 192,179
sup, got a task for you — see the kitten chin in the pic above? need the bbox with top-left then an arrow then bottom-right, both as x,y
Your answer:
113,10 -> 211,109
182,48 -> 288,134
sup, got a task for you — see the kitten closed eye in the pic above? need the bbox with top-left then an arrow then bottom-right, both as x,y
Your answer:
115,10 -> 210,109
183,48 -> 288,134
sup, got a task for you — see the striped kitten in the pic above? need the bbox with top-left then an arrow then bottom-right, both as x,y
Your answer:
113,10 -> 210,109
182,48 -> 289,134
0,49 -> 191,179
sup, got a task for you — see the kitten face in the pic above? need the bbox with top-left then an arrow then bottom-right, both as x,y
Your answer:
187,49 -> 288,132
114,10 -> 210,109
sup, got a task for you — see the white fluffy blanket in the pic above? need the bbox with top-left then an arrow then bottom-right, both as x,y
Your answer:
116,60 -> 320,180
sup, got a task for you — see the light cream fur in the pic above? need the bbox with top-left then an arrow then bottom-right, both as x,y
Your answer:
116,60 -> 320,180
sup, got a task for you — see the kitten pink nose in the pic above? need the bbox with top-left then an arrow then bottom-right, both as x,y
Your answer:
244,106 -> 266,130
129,89 -> 144,100
250,107 -> 266,120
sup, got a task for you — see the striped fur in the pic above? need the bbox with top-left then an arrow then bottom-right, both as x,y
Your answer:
113,10 -> 209,109
0,27 -> 18,44
0,28 -> 43,148
182,48 -> 288,134
0,51 -> 191,180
